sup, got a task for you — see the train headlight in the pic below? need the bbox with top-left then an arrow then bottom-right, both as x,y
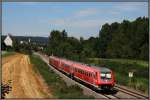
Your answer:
101,73 -> 105,77
106,73 -> 111,78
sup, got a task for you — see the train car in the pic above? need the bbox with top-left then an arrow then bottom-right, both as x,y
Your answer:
49,56 -> 115,90
49,56 -> 60,69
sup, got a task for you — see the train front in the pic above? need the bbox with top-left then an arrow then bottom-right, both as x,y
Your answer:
97,68 -> 115,90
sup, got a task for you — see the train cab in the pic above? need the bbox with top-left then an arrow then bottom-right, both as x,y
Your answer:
94,66 -> 115,90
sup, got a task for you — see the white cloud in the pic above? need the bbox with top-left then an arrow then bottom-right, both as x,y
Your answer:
74,8 -> 99,17
115,2 -> 148,12
46,17 -> 119,39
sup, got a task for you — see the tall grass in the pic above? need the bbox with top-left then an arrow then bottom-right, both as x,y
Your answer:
85,58 -> 149,95
30,55 -> 94,99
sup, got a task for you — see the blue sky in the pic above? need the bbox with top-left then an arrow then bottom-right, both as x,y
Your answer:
2,2 -> 148,39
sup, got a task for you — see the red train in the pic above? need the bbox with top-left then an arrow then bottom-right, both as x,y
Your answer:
49,56 -> 115,90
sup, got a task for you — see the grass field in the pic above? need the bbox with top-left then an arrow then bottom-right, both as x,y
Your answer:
89,58 -> 148,67
2,51 -> 15,57
85,58 -> 149,95
30,54 -> 94,99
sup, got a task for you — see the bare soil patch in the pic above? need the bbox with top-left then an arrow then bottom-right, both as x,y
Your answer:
2,54 -> 52,98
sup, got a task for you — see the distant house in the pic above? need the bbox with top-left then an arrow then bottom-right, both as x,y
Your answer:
4,34 -> 13,47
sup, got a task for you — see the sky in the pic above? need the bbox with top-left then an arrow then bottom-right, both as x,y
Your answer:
2,2 -> 148,39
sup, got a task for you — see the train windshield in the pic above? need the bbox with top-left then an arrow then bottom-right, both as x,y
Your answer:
100,72 -> 111,80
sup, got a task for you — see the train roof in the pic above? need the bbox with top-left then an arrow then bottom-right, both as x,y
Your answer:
73,62 -> 111,73
69,60 -> 111,72
73,63 -> 96,73
57,58 -> 95,72
91,65 -> 111,72
50,56 -> 111,73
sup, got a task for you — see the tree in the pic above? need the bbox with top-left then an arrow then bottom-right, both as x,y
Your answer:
45,17 -> 148,61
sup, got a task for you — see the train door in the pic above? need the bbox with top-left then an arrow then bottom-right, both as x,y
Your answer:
58,60 -> 62,70
91,73 -> 95,84
94,72 -> 99,85
70,64 -> 74,74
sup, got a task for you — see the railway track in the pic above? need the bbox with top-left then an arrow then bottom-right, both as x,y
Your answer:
99,85 -> 148,99
114,85 -> 148,99
103,94 -> 120,99
36,53 -> 149,99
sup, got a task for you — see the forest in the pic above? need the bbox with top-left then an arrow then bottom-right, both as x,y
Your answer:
44,17 -> 149,61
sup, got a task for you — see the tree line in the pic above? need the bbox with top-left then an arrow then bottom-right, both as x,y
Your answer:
44,17 -> 148,61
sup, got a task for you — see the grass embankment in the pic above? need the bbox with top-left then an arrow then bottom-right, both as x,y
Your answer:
30,55 -> 94,99
85,58 -> 148,95
2,51 -> 15,57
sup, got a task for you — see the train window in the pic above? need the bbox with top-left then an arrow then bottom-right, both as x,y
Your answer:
91,73 -> 93,77
64,64 -> 69,67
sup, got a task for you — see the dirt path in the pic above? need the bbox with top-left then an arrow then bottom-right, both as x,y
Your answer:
2,54 -> 52,98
